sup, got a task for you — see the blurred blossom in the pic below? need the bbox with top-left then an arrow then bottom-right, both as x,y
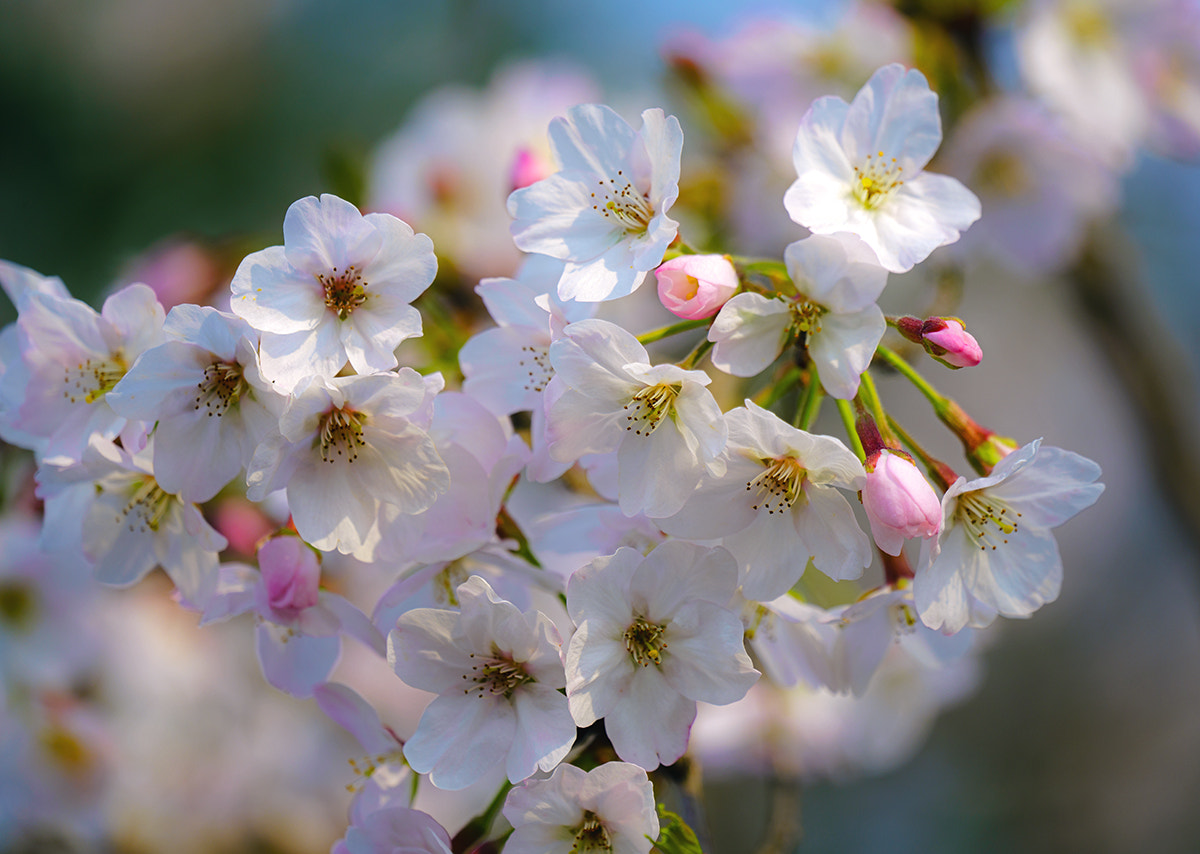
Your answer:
116,240 -> 225,311
940,97 -> 1119,275
368,61 -> 600,281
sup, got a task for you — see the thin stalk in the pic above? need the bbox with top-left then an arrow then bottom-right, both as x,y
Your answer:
856,370 -> 898,447
875,343 -> 944,408
637,318 -> 709,345
794,365 -> 823,430
836,398 -> 865,461
753,365 -> 803,409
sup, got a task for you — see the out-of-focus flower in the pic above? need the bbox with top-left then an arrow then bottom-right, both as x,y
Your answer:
654,253 -> 739,319
938,97 -> 1118,275
332,805 -> 452,854
369,61 -> 599,280
508,104 -> 683,302
784,63 -> 981,273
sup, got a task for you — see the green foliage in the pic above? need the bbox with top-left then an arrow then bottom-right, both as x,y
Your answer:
652,806 -> 704,854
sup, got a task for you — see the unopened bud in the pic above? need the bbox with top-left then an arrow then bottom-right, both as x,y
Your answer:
862,449 -> 943,556
921,317 -> 982,368
259,536 -> 321,613
655,254 -> 739,320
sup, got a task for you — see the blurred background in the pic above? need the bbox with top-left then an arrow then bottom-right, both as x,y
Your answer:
2,0 -> 1199,852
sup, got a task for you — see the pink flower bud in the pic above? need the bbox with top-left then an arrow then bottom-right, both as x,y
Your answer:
862,450 -> 942,556
508,146 -> 553,192
921,318 -> 982,368
654,254 -> 739,320
258,536 -> 321,613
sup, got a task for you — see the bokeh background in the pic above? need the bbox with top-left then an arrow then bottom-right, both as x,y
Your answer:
2,1 -> 1199,852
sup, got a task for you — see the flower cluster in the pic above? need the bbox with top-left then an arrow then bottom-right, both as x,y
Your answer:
0,52 -> 1110,852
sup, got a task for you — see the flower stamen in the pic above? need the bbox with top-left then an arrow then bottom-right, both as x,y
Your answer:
318,407 -> 367,463
623,616 -> 668,667
462,650 -> 534,699
851,150 -> 904,210
317,265 -> 368,320
746,456 -> 808,515
956,491 -> 1022,551
62,352 -> 128,404
194,361 -> 249,417
572,812 -> 613,854
591,170 -> 654,233
622,382 -> 680,437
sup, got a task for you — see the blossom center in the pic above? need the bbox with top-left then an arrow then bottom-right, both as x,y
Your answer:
623,616 -> 668,667
317,265 -> 368,320
975,150 -> 1030,199
62,351 -> 128,405
851,151 -> 904,210
121,477 -> 175,533
318,407 -> 367,464
0,581 -> 37,632
518,344 -> 553,394
955,491 -> 1022,551
591,171 -> 654,233
571,813 -> 613,854
462,650 -> 533,699
788,298 -> 826,335
888,601 -> 918,636
194,361 -> 249,417
746,456 -> 808,514
622,382 -> 680,437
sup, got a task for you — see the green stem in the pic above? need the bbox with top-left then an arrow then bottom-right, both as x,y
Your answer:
836,398 -> 866,461
875,344 -> 944,408
856,370 -> 898,447
887,415 -> 956,492
451,781 -> 514,854
637,317 -> 709,345
496,506 -> 542,569
753,365 -> 803,409
679,338 -> 713,370
794,364 -> 823,430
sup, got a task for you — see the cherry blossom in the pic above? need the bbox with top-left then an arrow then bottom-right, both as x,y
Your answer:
915,439 -> 1104,633
107,305 -> 283,503
508,104 -> 683,302
708,232 -> 887,399
230,194 -> 436,391
784,63 -> 981,273
659,401 -> 871,600
861,449 -> 942,556
545,318 -> 726,518
564,541 -> 759,769
502,762 -> 659,854
387,575 -> 575,790
245,371 -> 449,559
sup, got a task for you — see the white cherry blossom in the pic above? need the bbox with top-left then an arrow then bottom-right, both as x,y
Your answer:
784,63 -> 981,273
230,193 -> 436,391
502,762 -> 659,854
508,104 -> 683,302
245,371 -> 449,559
915,439 -> 1104,633
708,232 -> 887,399
545,318 -> 726,518
107,305 -> 283,503
659,401 -> 871,600
387,575 -> 575,790
564,541 -> 759,770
